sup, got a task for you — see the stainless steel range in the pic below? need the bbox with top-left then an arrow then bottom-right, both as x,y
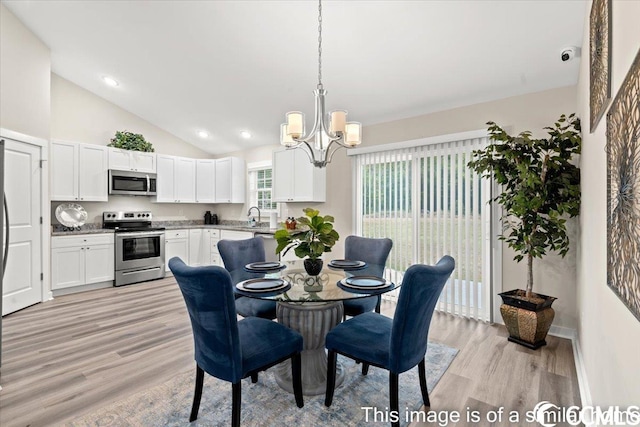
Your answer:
103,211 -> 165,286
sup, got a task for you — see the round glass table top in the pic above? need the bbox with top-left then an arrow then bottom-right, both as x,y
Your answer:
230,260 -> 398,303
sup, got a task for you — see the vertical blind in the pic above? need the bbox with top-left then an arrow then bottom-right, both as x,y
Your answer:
352,135 -> 492,321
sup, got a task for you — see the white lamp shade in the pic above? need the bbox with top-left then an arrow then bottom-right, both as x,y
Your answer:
280,123 -> 295,147
345,122 -> 362,146
286,111 -> 305,138
329,110 -> 347,134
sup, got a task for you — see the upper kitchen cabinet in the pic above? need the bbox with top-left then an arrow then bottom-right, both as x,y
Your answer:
108,147 -> 156,173
51,140 -> 108,202
195,159 -> 216,203
215,157 -> 245,203
155,154 -> 196,203
272,148 -> 326,202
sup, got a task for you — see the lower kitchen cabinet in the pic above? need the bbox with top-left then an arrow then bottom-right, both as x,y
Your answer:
165,229 -> 189,275
51,234 -> 115,290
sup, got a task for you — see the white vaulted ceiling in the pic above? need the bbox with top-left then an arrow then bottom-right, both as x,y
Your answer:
3,0 -> 586,155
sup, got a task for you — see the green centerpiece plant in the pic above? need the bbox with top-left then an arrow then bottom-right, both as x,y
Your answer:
467,113 -> 581,349
275,208 -> 339,276
108,131 -> 155,152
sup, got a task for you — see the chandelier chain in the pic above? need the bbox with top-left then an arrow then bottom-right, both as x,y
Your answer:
318,0 -> 322,87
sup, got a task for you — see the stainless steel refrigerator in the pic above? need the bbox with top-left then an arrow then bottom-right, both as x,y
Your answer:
1,138 -> 5,368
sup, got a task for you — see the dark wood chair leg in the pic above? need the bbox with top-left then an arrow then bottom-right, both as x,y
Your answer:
251,373 -> 258,383
231,382 -> 241,427
418,358 -> 431,407
325,350 -> 337,407
375,295 -> 381,313
362,362 -> 370,375
291,352 -> 304,408
189,365 -> 205,422
390,372 -> 399,427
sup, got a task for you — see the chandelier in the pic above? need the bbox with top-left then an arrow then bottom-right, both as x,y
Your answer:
280,0 -> 361,168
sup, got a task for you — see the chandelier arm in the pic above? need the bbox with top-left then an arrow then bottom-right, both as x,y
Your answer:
300,141 -> 319,164
325,140 -> 346,165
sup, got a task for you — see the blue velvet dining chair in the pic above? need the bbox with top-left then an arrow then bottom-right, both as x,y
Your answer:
217,236 -> 277,319
169,257 -> 304,427
324,256 -> 455,427
342,235 -> 393,318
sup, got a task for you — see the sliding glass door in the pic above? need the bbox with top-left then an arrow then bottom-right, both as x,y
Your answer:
353,135 -> 493,321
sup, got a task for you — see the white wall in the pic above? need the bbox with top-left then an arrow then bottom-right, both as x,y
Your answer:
51,74 -> 216,222
0,4 -> 50,140
220,86 -> 579,329
576,0 -> 640,406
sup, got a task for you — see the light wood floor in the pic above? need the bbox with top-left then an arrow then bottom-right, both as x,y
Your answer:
0,277 -> 580,427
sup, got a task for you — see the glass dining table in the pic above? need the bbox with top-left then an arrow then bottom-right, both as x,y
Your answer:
231,260 -> 399,396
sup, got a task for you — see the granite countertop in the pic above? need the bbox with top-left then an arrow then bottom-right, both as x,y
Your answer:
52,221 -> 279,236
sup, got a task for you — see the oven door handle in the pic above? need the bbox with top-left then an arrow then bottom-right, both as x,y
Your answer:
117,231 -> 165,238
146,175 -> 150,195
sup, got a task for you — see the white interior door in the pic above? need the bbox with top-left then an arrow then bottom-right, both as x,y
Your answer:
3,139 -> 42,315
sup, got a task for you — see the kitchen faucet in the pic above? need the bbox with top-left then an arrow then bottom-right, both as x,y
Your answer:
247,206 -> 261,226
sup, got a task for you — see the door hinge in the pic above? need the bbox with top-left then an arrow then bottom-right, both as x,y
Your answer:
40,216 -> 43,224
40,160 -> 44,168
40,272 -> 44,281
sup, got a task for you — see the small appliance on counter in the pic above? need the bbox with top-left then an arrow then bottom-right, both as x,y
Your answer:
204,211 -> 219,225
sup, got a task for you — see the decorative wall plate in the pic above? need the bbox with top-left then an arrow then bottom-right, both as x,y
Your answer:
590,0 -> 612,132
55,203 -> 88,229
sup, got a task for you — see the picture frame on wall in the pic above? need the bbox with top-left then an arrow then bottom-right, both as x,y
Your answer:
606,47 -> 640,322
590,0 -> 612,133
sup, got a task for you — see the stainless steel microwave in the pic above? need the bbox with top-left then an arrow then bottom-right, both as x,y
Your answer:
109,170 -> 157,196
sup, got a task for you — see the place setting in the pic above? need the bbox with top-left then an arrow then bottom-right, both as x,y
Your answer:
327,259 -> 367,271
235,277 -> 291,296
337,275 -> 393,294
244,261 -> 287,273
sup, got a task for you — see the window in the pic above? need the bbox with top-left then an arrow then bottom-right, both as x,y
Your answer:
351,131 -> 494,321
248,162 -> 279,214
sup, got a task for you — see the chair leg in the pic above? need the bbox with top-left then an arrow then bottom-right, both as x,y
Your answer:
418,358 -> 431,407
291,352 -> 304,408
362,362 -> 370,376
325,350 -> 337,407
390,372 -> 399,427
232,382 -> 241,427
251,373 -> 258,383
189,365 -> 204,422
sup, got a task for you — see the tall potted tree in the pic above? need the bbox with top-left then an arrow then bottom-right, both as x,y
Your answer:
468,114 -> 581,349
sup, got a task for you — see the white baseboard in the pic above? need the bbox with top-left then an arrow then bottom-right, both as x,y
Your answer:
548,324 -> 576,340
572,335 -> 592,410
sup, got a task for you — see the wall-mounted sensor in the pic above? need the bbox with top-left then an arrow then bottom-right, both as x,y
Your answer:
560,47 -> 581,62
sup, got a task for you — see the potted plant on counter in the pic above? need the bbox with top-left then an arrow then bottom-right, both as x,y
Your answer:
467,114 -> 581,349
275,208 -> 340,276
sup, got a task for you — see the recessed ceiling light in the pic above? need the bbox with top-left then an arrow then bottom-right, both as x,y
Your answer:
198,131 -> 209,138
240,131 -> 252,139
102,76 -> 119,87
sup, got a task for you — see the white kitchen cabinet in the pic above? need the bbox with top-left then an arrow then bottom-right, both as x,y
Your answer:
215,157 -> 245,203
189,229 -> 204,266
51,234 -> 115,290
165,229 -> 189,275
189,229 -> 219,266
210,229 -> 222,266
272,148 -> 326,202
176,157 -> 196,203
51,141 -> 108,202
155,155 -> 196,203
108,148 -> 156,173
220,230 -> 253,241
196,159 -> 216,203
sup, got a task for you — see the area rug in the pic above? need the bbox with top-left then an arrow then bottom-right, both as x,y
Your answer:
66,342 -> 457,427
